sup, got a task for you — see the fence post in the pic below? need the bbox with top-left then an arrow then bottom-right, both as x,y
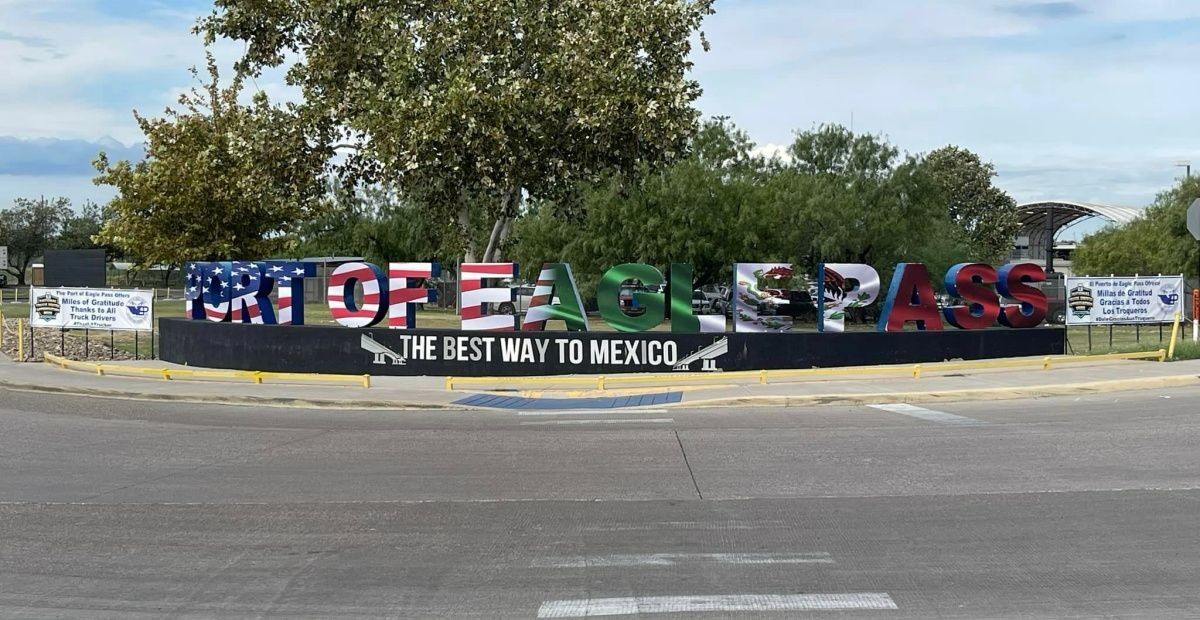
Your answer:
17,318 -> 24,361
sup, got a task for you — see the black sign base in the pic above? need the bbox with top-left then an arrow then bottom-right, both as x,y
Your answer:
159,319 -> 1066,377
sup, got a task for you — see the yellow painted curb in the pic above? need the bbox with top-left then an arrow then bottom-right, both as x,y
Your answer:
444,350 -> 1168,392
670,374 -> 1200,409
42,353 -> 371,388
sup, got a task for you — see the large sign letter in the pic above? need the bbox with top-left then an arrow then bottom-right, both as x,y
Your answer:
328,262 -> 388,328
522,263 -> 589,331
388,262 -> 439,329
733,263 -> 800,332
997,263 -> 1047,328
669,264 -> 724,333
460,262 -> 517,331
186,261 -> 233,322
229,261 -> 276,324
878,263 -> 942,331
598,263 -> 665,333
817,263 -> 879,333
265,261 -> 315,325
942,263 -> 1000,329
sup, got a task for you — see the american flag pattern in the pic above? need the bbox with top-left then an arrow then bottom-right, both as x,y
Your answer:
228,261 -> 275,324
460,262 -> 517,331
388,262 -> 439,329
268,261 -> 315,325
522,263 -> 589,331
185,261 -> 233,322
184,261 -> 204,320
328,262 -> 388,328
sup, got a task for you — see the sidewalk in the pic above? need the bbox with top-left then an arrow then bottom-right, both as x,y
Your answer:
1,354 -> 1198,410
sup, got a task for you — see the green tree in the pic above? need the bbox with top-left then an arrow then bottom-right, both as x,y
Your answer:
510,118 -> 765,295
922,145 -> 1019,262
0,197 -> 72,285
54,201 -> 122,258
777,125 -> 964,280
1073,176 -> 1199,279
510,122 -> 969,300
297,183 -> 464,269
93,52 -> 331,267
204,0 -> 715,262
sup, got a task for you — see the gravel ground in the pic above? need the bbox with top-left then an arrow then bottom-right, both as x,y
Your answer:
0,318 -> 135,362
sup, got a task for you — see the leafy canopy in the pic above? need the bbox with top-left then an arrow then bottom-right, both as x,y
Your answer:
1073,176 -> 1200,279
204,0 -> 715,253
0,197 -> 72,285
922,145 -> 1019,263
93,53 -> 331,266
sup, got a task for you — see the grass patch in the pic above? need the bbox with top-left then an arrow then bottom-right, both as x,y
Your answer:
1066,324 -> 1184,355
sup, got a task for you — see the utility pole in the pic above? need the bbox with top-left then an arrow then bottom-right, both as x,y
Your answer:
1178,161 -> 1192,179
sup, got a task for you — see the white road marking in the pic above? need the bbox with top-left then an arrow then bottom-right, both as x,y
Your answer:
520,418 -> 675,426
582,520 -> 789,532
536,593 -> 898,617
532,552 -> 833,568
518,409 -> 668,416
868,403 -> 985,426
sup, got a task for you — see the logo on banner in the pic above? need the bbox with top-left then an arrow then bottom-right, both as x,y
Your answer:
126,296 -> 151,323
361,334 -> 407,366
674,337 -> 729,372
34,294 -> 61,322
1067,285 -> 1094,319
1158,293 -> 1179,306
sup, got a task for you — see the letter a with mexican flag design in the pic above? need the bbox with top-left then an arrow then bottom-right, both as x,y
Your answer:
521,263 -> 590,331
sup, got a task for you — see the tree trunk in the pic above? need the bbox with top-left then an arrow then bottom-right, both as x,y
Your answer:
457,200 -> 477,264
481,186 -> 521,263
481,217 -> 508,263
14,259 -> 30,286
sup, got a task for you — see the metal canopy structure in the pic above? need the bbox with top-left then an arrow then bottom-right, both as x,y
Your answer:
1015,201 -> 1142,267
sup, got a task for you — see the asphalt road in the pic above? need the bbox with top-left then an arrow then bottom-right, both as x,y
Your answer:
1,386 -> 1199,618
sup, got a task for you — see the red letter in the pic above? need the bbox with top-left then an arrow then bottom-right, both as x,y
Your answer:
942,263 -> 1000,329
877,263 -> 943,331
997,263 -> 1047,328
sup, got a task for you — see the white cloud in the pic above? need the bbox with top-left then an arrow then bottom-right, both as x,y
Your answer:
692,0 -> 1200,206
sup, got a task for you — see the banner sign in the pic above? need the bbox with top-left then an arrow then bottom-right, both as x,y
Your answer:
184,259 -> 1050,333
29,287 -> 154,331
0,246 -> 7,271
1065,276 -> 1184,325
161,320 -> 1066,377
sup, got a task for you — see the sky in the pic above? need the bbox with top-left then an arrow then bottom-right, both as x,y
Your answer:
1,0 -> 1198,239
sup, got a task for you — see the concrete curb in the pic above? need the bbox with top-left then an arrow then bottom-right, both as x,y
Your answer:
669,374 -> 1200,409
0,380 -> 462,411
2,372 -> 1197,411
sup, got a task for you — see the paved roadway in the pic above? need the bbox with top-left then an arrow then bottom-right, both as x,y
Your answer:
1,386 -> 1199,618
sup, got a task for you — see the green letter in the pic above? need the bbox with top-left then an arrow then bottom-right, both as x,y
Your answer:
598,263 -> 665,332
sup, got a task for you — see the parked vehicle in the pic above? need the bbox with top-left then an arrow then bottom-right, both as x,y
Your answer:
698,284 -> 728,306
497,285 -> 560,315
691,289 -> 712,314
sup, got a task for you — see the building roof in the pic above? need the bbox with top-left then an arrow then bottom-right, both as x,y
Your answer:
1016,200 -> 1141,234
